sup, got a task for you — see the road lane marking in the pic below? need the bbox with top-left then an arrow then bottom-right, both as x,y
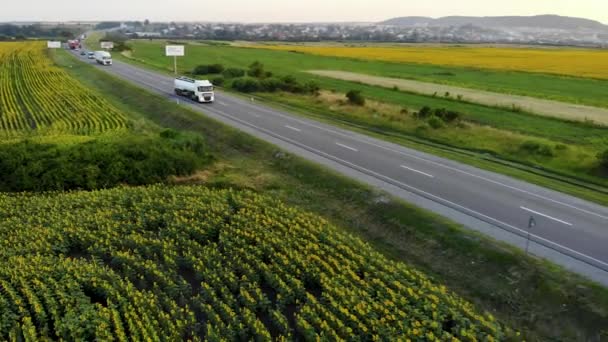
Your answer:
520,206 -> 573,226
401,165 -> 434,178
285,125 -> 301,132
336,142 -> 358,152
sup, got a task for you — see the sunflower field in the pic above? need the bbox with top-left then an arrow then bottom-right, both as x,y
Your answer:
0,42 -> 128,136
0,185 -> 514,341
259,44 -> 608,79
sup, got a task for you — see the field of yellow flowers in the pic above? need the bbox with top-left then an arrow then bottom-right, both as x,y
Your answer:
0,185 -> 514,340
261,44 -> 608,79
0,42 -> 128,136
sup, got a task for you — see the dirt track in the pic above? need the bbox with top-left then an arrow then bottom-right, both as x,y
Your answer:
309,70 -> 608,125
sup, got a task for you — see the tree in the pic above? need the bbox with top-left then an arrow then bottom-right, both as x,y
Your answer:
144,19 -> 151,26
248,61 -> 265,78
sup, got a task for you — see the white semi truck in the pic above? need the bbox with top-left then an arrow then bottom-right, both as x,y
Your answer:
174,77 -> 215,103
94,51 -> 112,66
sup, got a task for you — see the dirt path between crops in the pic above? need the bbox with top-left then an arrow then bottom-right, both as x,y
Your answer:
308,70 -> 608,125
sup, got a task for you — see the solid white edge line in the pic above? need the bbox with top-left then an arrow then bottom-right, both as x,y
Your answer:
521,206 -> 573,226
105,61 -> 608,270
401,165 -> 434,178
285,125 -> 301,132
335,142 -> 358,152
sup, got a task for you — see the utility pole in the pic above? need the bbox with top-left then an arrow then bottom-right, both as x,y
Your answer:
174,55 -> 177,75
526,216 -> 536,255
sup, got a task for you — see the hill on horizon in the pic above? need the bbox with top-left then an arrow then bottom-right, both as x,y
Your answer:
380,14 -> 608,30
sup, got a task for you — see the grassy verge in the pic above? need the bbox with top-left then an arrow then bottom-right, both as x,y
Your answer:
55,49 -> 608,340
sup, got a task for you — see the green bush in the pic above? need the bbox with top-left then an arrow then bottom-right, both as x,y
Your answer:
598,150 -> 608,169
519,141 -> 555,157
427,116 -> 445,129
210,76 -> 225,87
414,106 -> 461,123
416,106 -> 432,119
222,68 -> 246,78
248,61 -> 266,78
0,132 -> 211,192
260,77 -> 284,92
193,64 -> 225,75
346,90 -> 365,106
304,81 -> 321,95
231,77 -> 262,93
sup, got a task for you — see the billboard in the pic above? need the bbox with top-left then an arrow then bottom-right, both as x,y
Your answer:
165,45 -> 185,57
47,41 -> 61,49
100,41 -> 114,49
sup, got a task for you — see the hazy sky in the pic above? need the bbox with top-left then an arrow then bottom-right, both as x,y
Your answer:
2,0 -> 607,24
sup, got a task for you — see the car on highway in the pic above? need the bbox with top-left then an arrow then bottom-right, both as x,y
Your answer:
80,51 -> 86,56
87,52 -> 95,59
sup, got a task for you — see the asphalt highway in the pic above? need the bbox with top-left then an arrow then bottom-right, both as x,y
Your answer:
72,51 -> 608,284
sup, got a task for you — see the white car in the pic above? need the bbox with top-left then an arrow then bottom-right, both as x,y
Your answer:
87,52 -> 95,59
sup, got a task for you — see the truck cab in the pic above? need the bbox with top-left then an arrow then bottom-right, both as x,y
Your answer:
94,51 -> 113,66
174,77 -> 215,103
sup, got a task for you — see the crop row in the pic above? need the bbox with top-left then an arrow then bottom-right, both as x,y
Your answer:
0,186 -> 515,340
0,42 -> 128,136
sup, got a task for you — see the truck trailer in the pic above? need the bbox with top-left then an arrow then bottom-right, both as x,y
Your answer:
174,77 -> 215,103
68,40 -> 81,50
94,51 -> 112,66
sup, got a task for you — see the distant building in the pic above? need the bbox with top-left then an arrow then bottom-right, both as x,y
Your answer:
134,32 -> 162,38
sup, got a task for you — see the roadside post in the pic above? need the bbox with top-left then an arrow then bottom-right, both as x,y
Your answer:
165,45 -> 185,75
526,216 -> 536,254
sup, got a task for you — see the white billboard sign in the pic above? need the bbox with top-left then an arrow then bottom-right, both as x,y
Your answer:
101,41 -> 114,49
47,41 -> 61,49
165,45 -> 185,57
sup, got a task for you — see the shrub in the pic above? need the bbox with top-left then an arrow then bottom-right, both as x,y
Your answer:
223,68 -> 246,78
248,61 -> 266,78
346,90 -> 365,106
0,132 -> 211,192
193,64 -> 225,75
231,77 -> 262,93
260,77 -> 284,92
210,76 -> 225,87
304,81 -> 321,95
427,116 -> 445,129
417,106 -> 433,119
519,141 -> 555,157
598,150 -> 608,169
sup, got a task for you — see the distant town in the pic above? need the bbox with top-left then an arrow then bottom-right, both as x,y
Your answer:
111,15 -> 608,47
2,14 -> 608,47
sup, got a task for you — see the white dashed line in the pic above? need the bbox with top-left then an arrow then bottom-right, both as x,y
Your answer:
521,206 -> 573,226
335,142 -> 358,152
401,165 -> 434,178
285,125 -> 301,132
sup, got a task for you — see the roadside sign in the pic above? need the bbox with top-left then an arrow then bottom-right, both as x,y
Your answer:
47,41 -> 61,49
165,45 -> 185,57
101,41 -> 114,49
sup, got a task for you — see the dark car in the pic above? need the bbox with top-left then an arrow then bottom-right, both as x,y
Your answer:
80,51 -> 86,56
